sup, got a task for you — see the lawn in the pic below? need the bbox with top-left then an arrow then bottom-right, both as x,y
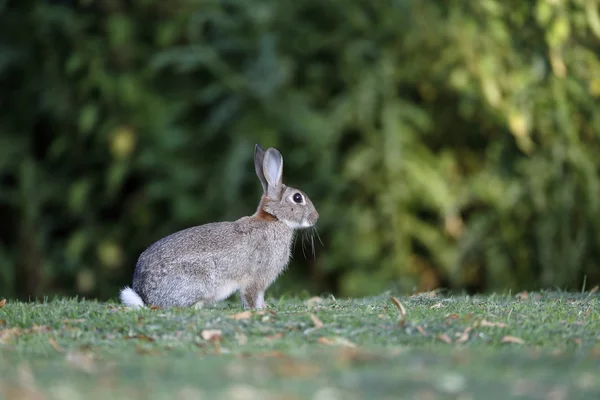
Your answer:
1,290 -> 599,399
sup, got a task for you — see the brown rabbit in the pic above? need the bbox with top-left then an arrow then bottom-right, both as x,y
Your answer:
120,144 -> 319,309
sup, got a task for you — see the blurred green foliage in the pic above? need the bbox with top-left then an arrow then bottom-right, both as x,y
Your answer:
1,0 -> 600,300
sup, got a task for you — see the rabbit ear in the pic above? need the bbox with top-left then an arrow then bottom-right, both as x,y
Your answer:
254,144 -> 268,194
263,147 -> 283,200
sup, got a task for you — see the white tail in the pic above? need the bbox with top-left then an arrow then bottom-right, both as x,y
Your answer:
120,287 -> 145,308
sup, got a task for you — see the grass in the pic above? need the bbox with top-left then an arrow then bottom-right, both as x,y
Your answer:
1,290 -> 600,399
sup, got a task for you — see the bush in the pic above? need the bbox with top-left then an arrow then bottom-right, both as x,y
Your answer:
1,0 -> 600,300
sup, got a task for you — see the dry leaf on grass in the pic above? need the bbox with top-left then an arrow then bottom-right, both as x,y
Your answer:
125,334 -> 155,342
589,286 -> 599,294
455,328 -> 471,344
201,329 -> 222,342
48,338 -> 65,353
0,299 -> 6,308
501,335 -> 525,344
310,314 -> 324,329
416,325 -> 428,336
275,360 -> 321,378
265,333 -> 284,341
515,291 -> 529,300
445,314 -> 460,321
0,325 -> 49,345
438,334 -> 452,344
477,319 -> 508,328
430,302 -> 444,309
229,311 -> 253,320
389,297 -> 407,317
318,336 -> 356,348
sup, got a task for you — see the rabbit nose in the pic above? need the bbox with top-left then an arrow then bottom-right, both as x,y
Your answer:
309,210 -> 319,223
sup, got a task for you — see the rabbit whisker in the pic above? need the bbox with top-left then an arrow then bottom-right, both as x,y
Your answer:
314,226 -> 324,247
301,231 -> 308,259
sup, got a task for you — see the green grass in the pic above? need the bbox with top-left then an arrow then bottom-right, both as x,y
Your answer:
1,291 -> 600,399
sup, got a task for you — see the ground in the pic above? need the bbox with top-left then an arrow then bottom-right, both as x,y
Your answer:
0,290 -> 599,399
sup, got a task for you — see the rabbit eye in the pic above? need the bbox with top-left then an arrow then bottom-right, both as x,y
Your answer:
292,193 -> 303,204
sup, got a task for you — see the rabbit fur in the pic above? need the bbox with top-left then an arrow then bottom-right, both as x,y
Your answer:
120,144 -> 319,309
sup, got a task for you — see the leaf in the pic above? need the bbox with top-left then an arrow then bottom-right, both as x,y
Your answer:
501,335 -> 525,344
416,325 -> 428,336
389,296 -> 407,317
445,314 -> 460,321
126,334 -> 155,342
0,299 -> 5,308
201,329 -> 222,342
589,286 -> 599,294
430,302 -> 444,309
478,320 -> 508,328
229,311 -> 253,320
438,334 -> 452,344
49,338 -> 65,353
310,314 -> 324,329
0,327 -> 23,344
515,291 -> 529,300
265,333 -> 284,341
318,336 -> 356,348
455,328 -> 471,344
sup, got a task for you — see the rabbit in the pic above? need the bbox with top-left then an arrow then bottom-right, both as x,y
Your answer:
119,144 -> 319,310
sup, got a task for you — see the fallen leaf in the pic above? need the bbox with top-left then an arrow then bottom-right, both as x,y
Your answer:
149,305 -> 162,310
126,334 -> 155,342
438,334 -> 452,344
318,336 -> 356,348
430,302 -> 444,309
501,335 -> 525,344
229,311 -> 253,320
0,327 -> 22,344
389,297 -> 407,317
455,328 -> 471,344
416,325 -> 428,336
589,286 -> 599,294
478,319 -> 508,328
48,338 -> 64,353
265,333 -> 284,341
515,291 -> 529,300
310,314 -> 324,329
201,329 -> 222,342
0,299 -> 5,308
445,314 -> 460,321
275,360 -> 320,378
0,325 -> 49,345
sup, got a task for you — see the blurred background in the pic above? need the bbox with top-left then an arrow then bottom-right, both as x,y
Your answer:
2,0 -> 600,302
